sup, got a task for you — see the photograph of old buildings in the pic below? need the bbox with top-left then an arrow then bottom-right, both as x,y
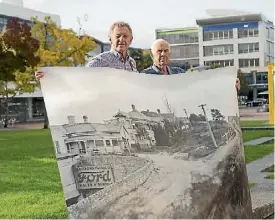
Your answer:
50,102 -> 241,213
42,67 -> 247,219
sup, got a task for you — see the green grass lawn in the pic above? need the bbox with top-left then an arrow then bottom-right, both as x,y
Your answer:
0,126 -> 274,218
244,144 -> 274,164
249,182 -> 256,188
261,165 -> 274,173
242,130 -> 274,143
240,120 -> 272,127
265,173 -> 274,179
261,165 -> 275,179
0,129 -> 68,219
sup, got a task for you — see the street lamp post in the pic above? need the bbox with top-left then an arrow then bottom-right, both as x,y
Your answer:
198,104 -> 218,148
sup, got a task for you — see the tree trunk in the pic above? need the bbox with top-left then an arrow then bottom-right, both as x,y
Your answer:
43,105 -> 49,129
4,97 -> 9,128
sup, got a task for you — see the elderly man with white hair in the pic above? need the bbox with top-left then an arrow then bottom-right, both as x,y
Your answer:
142,39 -> 241,91
141,39 -> 185,75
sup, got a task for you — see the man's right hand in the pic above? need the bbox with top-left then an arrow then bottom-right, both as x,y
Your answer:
35,70 -> 44,81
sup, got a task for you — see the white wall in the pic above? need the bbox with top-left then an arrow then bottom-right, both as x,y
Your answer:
258,21 -> 267,67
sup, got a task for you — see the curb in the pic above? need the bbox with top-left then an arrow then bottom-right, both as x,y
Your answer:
252,202 -> 274,219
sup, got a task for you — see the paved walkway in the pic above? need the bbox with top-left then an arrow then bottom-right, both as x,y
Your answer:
0,122 -> 44,130
244,137 -> 275,146
247,152 -> 274,210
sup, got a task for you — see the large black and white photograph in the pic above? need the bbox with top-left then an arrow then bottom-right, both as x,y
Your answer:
40,66 -> 252,219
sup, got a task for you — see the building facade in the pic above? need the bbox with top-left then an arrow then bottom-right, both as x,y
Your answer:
196,14 -> 274,69
155,13 -> 274,100
0,0 -> 61,33
86,38 -> 111,60
155,27 -> 200,70
196,13 -> 274,99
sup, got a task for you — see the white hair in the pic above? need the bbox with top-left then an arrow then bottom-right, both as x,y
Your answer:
150,39 -> 170,51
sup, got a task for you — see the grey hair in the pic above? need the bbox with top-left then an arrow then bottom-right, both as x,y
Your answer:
109,21 -> 133,37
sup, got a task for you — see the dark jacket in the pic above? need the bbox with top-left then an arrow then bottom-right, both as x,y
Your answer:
141,65 -> 185,75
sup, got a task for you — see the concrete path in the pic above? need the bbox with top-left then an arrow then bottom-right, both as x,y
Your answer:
0,122 -> 44,130
244,137 -> 275,146
247,152 -> 274,210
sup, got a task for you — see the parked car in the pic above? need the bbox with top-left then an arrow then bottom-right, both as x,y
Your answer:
245,98 -> 267,107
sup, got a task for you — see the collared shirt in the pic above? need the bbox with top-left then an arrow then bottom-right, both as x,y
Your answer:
85,48 -> 137,72
141,64 -> 185,75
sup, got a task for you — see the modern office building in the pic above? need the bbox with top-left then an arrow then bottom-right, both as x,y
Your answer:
155,12 -> 274,99
196,13 -> 274,99
155,27 -> 200,70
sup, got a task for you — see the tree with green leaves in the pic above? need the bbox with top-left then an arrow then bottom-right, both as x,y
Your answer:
128,48 -> 153,72
237,69 -> 249,96
31,16 -> 97,128
0,18 -> 40,128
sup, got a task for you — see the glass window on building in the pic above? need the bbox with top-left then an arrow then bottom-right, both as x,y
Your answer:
270,28 -> 274,41
194,33 -> 199,42
262,73 -> 268,83
32,98 -> 45,118
204,45 -> 233,56
157,31 -> 199,45
171,45 -> 199,59
204,59 -> 234,67
203,30 -> 233,41
218,31 -> 223,39
266,27 -> 270,38
2,98 -> 28,123
239,58 -> 260,68
170,46 -> 181,59
267,41 -> 275,56
238,28 -> 259,38
267,55 -> 275,63
256,72 -> 268,84
189,59 -> 200,67
213,31 -> 218,40
203,31 -> 210,41
224,31 -> 229,39
238,43 -> 259,54
254,28 -> 259,37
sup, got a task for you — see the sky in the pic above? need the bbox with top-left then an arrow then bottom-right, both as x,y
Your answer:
40,67 -> 239,126
20,0 -> 275,48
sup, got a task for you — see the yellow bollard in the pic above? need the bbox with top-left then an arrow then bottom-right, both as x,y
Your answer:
267,62 -> 274,125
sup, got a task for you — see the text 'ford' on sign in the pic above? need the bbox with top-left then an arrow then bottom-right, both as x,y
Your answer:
74,165 -> 115,190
